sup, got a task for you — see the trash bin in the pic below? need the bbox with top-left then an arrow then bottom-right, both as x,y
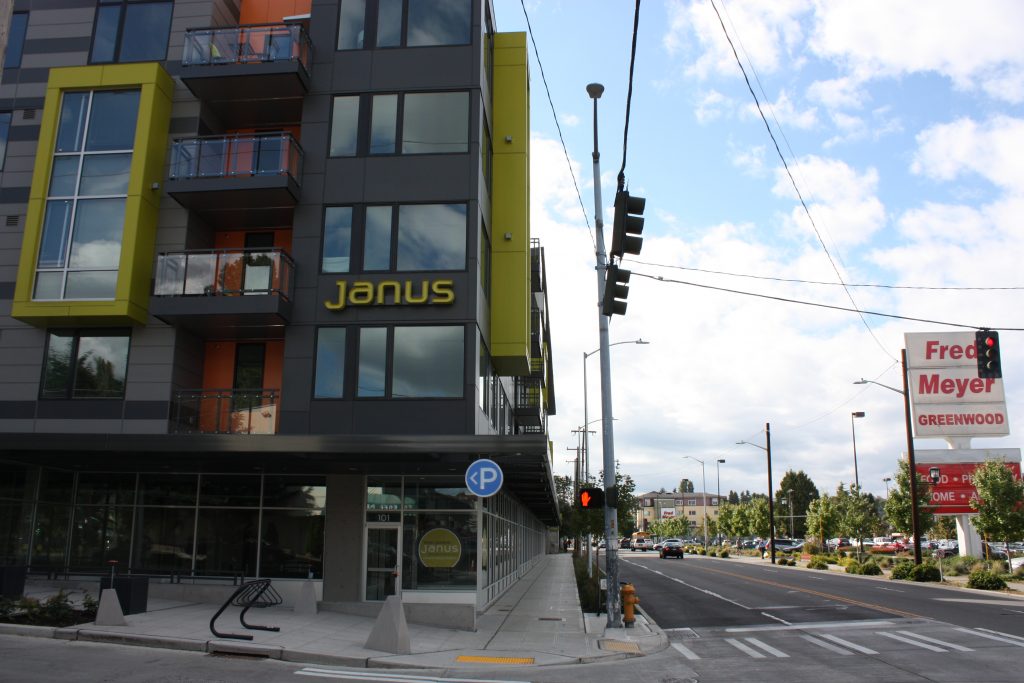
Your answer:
0,566 -> 27,598
100,575 -> 149,615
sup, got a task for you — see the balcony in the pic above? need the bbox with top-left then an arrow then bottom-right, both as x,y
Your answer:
179,23 -> 311,127
150,248 -> 294,338
514,376 -> 546,432
170,389 -> 279,434
165,132 -> 302,227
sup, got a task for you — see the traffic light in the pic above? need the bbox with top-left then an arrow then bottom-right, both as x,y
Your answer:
976,330 -> 1002,379
610,190 -> 645,259
578,487 -> 605,509
601,264 -> 630,316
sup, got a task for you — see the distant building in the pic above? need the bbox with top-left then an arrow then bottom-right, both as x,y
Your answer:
636,490 -> 721,534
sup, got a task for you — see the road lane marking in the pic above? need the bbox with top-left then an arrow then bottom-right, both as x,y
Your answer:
726,619 -> 894,633
296,669 -> 530,683
800,634 -> 854,655
725,638 -> 765,658
969,627 -> 1024,646
628,561 -> 750,609
876,587 -> 904,592
819,633 -> 878,654
879,631 -> 946,652
657,562 -> 923,619
895,630 -> 972,652
746,637 -> 789,658
761,612 -> 791,625
672,642 -> 701,660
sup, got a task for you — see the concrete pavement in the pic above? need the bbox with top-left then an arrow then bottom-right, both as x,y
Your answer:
0,553 -> 667,670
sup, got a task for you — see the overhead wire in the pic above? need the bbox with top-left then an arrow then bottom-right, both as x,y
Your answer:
706,0 -> 894,360
617,0 -> 642,193
517,0 -> 594,246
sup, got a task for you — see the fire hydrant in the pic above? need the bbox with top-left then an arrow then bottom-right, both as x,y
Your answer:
621,582 -> 639,627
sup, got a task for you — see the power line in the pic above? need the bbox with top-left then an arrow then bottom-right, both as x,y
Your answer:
629,269 -> 1023,331
707,0 -> 892,360
517,0 -> 593,245
617,0 -> 642,192
627,259 -> 1024,291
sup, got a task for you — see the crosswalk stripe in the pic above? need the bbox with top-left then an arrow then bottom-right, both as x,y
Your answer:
800,634 -> 854,655
746,637 -> 789,658
819,633 -> 878,654
958,627 -> 1024,647
671,642 -> 701,660
895,630 -> 972,652
725,637 -> 765,658
879,631 -> 946,652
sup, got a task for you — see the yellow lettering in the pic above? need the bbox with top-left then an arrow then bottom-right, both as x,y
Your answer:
404,279 -> 429,304
324,280 -> 347,310
349,281 -> 374,305
431,279 -> 455,304
377,280 -> 401,305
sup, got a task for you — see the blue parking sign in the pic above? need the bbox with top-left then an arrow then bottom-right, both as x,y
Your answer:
465,459 -> 503,497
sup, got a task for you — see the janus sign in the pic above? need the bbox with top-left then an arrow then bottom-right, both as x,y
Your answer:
905,332 -> 1009,438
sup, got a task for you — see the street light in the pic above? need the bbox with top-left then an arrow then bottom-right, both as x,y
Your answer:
851,411 -> 865,491
683,456 -> 708,548
854,350 -> 923,565
787,489 -> 795,538
736,422 -> 776,565
716,458 -> 725,542
883,477 -> 892,497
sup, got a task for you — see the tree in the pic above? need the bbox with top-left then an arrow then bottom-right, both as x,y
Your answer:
932,515 -> 956,540
775,470 -> 819,538
970,460 -> 1024,556
883,459 -> 933,540
728,490 -> 739,505
834,484 -> 878,559
747,497 -> 771,538
805,493 -> 840,545
679,478 -> 694,493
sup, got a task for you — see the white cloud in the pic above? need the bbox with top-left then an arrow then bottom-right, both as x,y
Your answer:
806,76 -> 867,109
560,113 -> 580,127
746,91 -> 818,130
695,90 -> 730,124
731,143 -> 767,177
911,115 -> 1024,192
810,0 -> 1024,103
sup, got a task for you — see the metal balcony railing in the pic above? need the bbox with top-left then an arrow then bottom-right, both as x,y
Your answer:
153,248 -> 294,300
182,23 -> 312,73
168,132 -> 303,182
170,389 -> 279,434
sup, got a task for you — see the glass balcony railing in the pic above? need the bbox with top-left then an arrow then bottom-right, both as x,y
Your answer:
182,23 -> 312,73
168,132 -> 303,182
154,248 -> 295,300
170,389 -> 279,434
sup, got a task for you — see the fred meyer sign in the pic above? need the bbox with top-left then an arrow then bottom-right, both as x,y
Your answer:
915,448 -> 1022,515
905,332 -> 1009,438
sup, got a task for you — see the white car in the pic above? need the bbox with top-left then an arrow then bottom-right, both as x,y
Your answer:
634,538 -> 654,551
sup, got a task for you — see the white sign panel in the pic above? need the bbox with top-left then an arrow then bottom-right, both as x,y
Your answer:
905,331 -> 1009,438
661,509 -> 676,519
915,448 -> 1021,464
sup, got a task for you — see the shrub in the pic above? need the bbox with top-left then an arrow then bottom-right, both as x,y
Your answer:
708,550 -> 718,557
719,550 -> 729,558
890,561 -> 915,581
807,557 -> 828,570
861,561 -> 882,576
845,561 -> 862,574
909,563 -> 942,582
803,542 -> 822,555
967,569 -> 1007,591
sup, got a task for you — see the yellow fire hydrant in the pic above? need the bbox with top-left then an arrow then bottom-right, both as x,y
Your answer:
621,582 -> 639,627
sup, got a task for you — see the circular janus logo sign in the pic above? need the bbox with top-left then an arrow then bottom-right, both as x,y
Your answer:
418,528 -> 462,568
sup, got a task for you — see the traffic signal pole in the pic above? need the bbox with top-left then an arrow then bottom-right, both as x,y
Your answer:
587,83 -> 621,627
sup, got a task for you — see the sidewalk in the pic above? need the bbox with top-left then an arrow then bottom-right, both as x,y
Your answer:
0,554 -> 667,670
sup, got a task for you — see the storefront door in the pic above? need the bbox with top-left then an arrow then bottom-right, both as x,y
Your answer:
365,524 -> 401,601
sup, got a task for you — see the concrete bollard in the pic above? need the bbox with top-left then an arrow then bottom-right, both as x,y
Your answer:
95,588 -> 127,626
294,579 -> 318,615
364,594 -> 410,654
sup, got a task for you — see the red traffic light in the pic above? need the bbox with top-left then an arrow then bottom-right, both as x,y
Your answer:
578,487 -> 605,509
975,330 -> 1002,379
983,336 -> 996,348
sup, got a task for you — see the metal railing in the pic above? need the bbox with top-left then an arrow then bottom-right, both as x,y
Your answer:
171,389 -> 279,434
168,132 -> 303,182
182,23 -> 312,73
154,248 -> 294,300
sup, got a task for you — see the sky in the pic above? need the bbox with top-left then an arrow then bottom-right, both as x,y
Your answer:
491,0 -> 1024,500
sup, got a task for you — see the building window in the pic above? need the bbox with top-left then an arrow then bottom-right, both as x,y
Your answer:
41,329 -> 130,399
322,203 -> 467,273
352,325 -> 463,399
0,112 -> 11,171
687,499 -> 696,506
329,91 -> 469,157
90,0 -> 172,64
314,328 -> 347,398
35,90 -> 139,301
4,13 -> 28,69
338,0 -> 470,50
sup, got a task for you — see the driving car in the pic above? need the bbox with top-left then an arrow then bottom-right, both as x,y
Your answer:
660,539 -> 684,559
634,538 -> 655,551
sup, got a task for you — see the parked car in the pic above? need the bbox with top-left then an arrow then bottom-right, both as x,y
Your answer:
619,538 -> 631,549
869,541 -> 907,554
660,539 -> 684,559
653,541 -> 664,551
827,537 -> 853,551
764,538 -> 803,555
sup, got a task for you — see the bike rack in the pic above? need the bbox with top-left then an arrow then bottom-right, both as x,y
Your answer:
209,578 -> 282,640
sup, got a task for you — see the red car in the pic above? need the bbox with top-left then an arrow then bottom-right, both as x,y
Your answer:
870,541 -> 907,553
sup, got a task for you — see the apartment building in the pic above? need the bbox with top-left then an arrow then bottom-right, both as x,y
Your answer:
636,490 -> 721,535
0,0 -> 556,629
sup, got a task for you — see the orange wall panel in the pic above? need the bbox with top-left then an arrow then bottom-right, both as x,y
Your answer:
240,0 -> 311,24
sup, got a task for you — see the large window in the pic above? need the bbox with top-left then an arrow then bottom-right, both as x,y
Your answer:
41,329 -> 131,399
315,325 -> 464,400
4,13 -> 28,69
0,112 -> 11,171
322,203 -> 467,273
35,89 -> 139,301
338,0 -> 470,50
329,92 -> 469,157
90,0 -> 172,63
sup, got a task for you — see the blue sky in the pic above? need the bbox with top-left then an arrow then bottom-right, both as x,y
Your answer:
492,0 -> 1024,501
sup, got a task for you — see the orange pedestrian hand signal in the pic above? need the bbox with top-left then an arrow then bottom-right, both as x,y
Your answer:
578,487 -> 605,509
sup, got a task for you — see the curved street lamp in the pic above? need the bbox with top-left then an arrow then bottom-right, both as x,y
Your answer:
736,422 -> 776,564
